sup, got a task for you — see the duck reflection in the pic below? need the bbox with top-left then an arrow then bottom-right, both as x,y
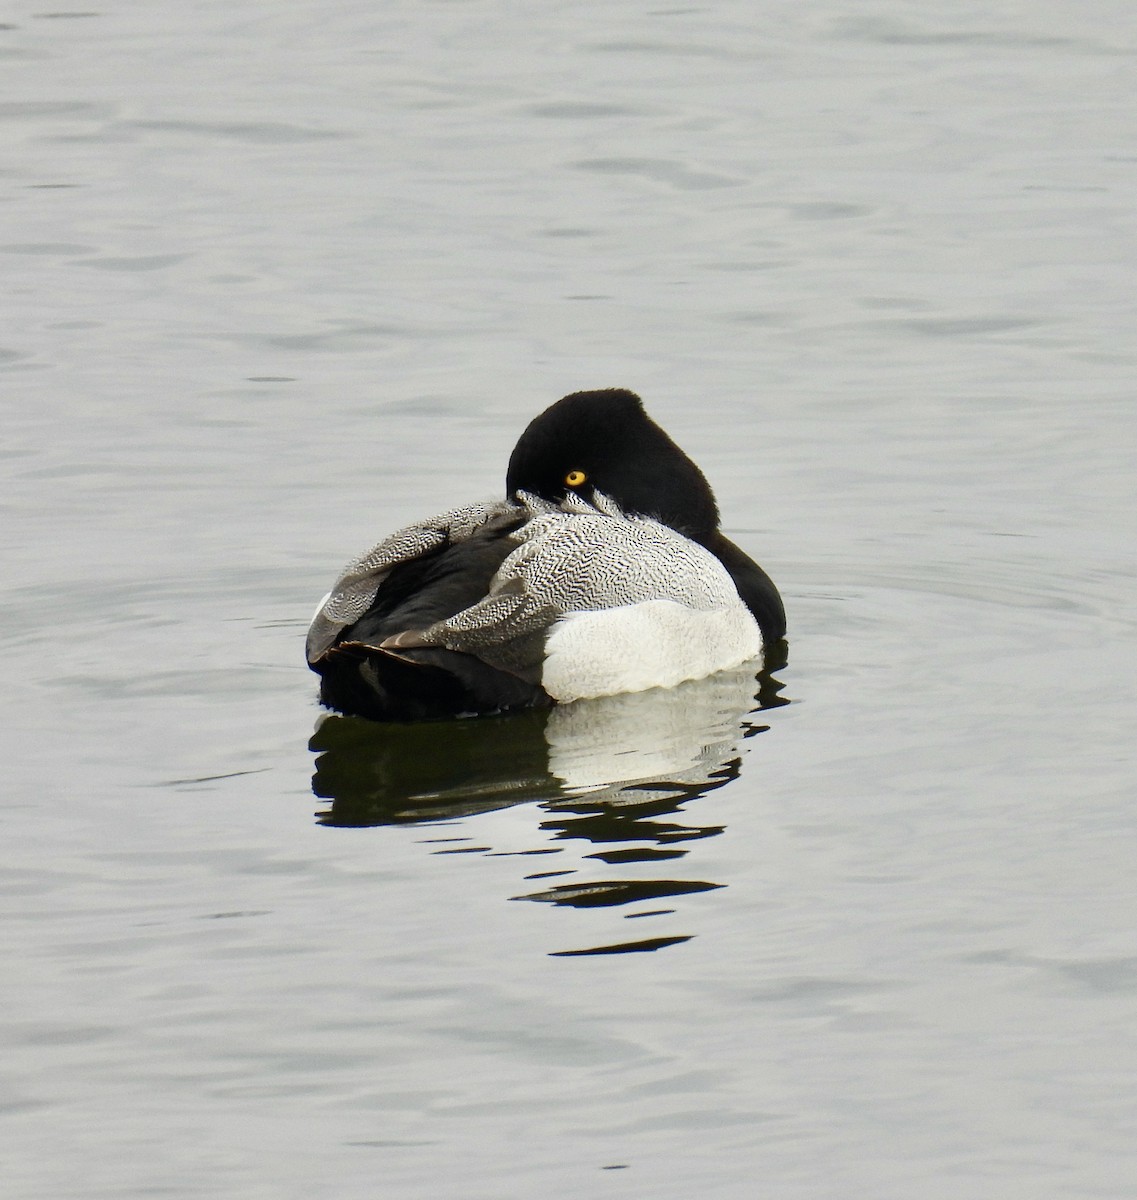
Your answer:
310,645 -> 788,956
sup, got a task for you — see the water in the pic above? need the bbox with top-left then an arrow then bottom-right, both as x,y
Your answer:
4,2 -> 1137,1196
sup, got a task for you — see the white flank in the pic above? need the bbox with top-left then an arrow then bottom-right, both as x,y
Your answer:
541,599 -> 763,703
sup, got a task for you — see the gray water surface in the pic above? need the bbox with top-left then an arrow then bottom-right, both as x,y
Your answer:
4,3 -> 1137,1197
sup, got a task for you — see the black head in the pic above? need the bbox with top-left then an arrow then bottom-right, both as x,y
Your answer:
505,389 -> 720,542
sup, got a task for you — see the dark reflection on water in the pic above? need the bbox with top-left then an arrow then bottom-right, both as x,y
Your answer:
520,876 -> 723,907
310,644 -> 788,955
310,706 -> 557,827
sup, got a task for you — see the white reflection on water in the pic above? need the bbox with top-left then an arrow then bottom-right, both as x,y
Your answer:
545,661 -> 770,793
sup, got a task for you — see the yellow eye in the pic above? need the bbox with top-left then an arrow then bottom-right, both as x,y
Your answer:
564,469 -> 587,487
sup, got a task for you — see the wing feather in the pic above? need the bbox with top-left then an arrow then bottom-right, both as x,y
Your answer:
305,497 -> 516,663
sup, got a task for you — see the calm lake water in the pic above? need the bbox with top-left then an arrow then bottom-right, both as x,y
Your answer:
4,2 -> 1136,1196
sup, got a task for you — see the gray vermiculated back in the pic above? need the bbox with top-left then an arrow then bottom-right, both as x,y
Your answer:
419,490 -> 745,674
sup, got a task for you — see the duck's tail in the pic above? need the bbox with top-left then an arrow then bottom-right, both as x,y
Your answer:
314,641 -> 550,722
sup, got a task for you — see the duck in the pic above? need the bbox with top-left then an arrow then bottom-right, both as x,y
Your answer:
306,388 -> 785,721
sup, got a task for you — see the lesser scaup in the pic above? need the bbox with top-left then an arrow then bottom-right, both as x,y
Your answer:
307,388 -> 785,721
